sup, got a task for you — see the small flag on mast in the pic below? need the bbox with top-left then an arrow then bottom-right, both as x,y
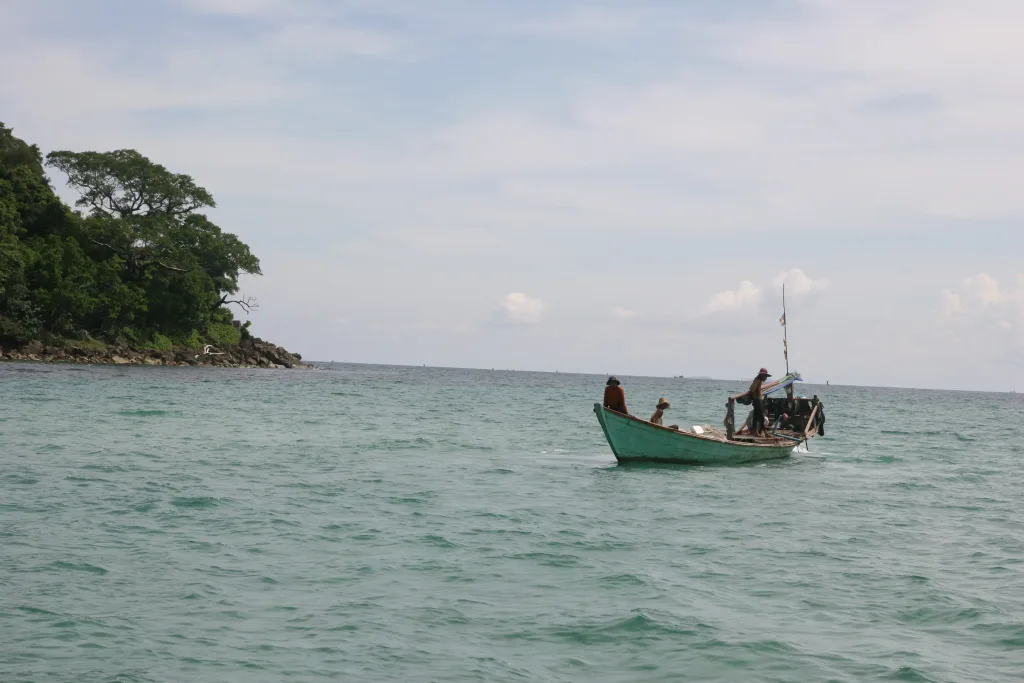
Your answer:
779,312 -> 786,327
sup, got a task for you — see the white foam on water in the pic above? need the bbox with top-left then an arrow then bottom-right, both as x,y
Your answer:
793,442 -> 831,458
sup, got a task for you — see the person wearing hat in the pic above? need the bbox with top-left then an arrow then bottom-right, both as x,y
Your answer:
650,398 -> 670,425
748,368 -> 771,436
603,376 -> 629,415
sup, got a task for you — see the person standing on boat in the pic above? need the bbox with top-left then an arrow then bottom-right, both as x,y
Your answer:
603,376 -> 629,415
748,368 -> 771,436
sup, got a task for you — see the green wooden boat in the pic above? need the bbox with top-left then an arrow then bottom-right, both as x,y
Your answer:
594,403 -> 798,465
595,290 -> 828,465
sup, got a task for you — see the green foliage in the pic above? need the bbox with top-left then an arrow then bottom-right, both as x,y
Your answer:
51,336 -> 108,351
46,148 -> 215,219
78,337 -> 109,351
0,122 -> 260,349
207,322 -> 241,348
140,333 -> 174,352
0,124 -> 44,177
176,329 -> 204,349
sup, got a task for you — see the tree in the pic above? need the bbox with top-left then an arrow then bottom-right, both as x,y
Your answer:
0,125 -> 265,348
46,149 -> 214,219
174,213 -> 261,303
0,123 -> 44,178
0,124 -> 48,342
45,148 -> 261,314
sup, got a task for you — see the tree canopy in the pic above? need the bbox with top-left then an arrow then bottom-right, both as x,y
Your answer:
0,122 -> 261,349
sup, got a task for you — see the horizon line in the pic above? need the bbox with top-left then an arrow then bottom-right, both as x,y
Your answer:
308,360 -> 1019,395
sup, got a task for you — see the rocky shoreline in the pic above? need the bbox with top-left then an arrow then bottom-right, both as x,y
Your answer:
1,337 -> 307,369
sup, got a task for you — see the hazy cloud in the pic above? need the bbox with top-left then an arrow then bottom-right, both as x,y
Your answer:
179,0 -> 297,17
612,306 -> 638,320
941,290 -> 964,316
707,281 -> 762,313
272,23 -> 404,61
960,273 -> 1005,307
771,269 -> 830,297
942,273 -> 1024,349
499,293 -> 547,325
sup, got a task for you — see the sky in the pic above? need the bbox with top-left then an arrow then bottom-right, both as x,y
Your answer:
2,0 -> 1023,391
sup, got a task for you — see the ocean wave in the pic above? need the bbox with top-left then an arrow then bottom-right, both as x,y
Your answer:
170,496 -> 223,509
886,665 -> 943,682
597,573 -> 648,587
368,437 -> 434,449
51,561 -> 108,574
422,534 -> 458,548
507,610 -> 716,645
117,409 -> 177,417
506,551 -> 585,568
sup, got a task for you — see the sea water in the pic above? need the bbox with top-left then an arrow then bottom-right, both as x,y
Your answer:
1,362 -> 1022,682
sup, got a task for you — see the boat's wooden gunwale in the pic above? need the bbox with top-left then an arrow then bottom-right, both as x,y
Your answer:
600,406 -> 792,448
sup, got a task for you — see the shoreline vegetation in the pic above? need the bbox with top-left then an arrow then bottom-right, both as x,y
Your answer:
1,336 -> 305,368
0,122 -> 303,368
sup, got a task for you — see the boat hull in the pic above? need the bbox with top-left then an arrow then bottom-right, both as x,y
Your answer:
594,403 -> 795,465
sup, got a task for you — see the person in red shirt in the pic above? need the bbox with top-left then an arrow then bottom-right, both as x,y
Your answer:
603,376 -> 629,414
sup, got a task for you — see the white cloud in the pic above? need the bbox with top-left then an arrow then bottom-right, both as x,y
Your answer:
942,273 -> 1024,348
12,0 -> 1024,236
961,273 -> 1004,307
707,280 -> 762,313
2,47 -> 298,117
718,0 -> 1024,92
400,1 -> 1024,227
179,0 -> 295,17
941,290 -> 963,316
272,23 -> 404,61
612,306 -> 638,319
513,6 -> 649,41
706,269 -> 829,317
500,293 -> 547,325
771,269 -> 830,296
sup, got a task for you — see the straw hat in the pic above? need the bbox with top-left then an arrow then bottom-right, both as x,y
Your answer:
657,397 -> 670,409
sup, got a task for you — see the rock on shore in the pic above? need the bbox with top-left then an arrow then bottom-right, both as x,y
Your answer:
0,337 -> 307,369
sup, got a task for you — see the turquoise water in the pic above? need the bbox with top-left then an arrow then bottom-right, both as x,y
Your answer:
2,362 -> 1022,682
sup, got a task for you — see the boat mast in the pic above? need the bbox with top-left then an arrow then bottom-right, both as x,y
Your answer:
782,283 -> 789,375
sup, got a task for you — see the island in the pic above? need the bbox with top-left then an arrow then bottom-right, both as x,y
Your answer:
0,123 -> 303,368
